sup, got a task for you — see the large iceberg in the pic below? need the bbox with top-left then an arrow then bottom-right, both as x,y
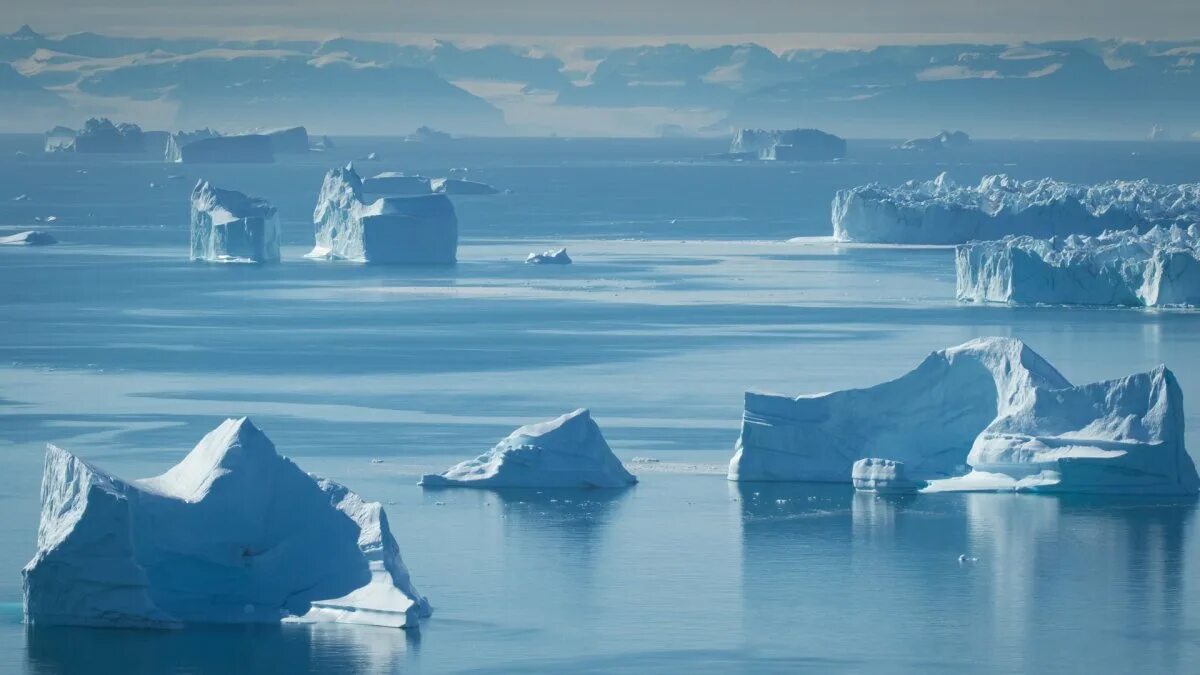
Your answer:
309,164 -> 458,264
832,173 -> 1200,244
896,130 -> 970,151
23,418 -> 431,628
190,180 -> 280,263
420,409 -> 637,488
957,225 -> 1200,307
168,132 -> 274,164
729,337 -> 1199,495
0,230 -> 57,246
46,118 -> 148,153
729,128 -> 846,161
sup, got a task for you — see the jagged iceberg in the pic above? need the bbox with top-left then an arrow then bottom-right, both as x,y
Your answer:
432,178 -> 499,195
0,230 -> 56,246
168,132 -> 274,164
729,337 -> 1199,495
896,130 -> 970,151
729,128 -> 846,161
420,409 -> 637,488
309,164 -> 458,264
45,118 -> 146,153
851,459 -> 925,494
957,225 -> 1200,307
23,418 -> 431,629
189,180 -> 280,263
362,172 -> 433,196
526,248 -> 572,264
832,173 -> 1200,244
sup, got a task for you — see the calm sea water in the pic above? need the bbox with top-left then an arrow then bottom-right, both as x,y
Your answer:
2,135 -> 1200,673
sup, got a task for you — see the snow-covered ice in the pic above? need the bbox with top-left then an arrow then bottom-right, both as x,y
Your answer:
0,230 -> 56,246
420,409 -> 637,488
957,225 -> 1200,307
851,458 -> 925,494
309,164 -> 458,264
362,172 -> 433,196
432,178 -> 499,195
729,128 -> 846,161
23,418 -> 431,628
729,337 -> 1199,495
190,180 -> 280,263
832,172 -> 1200,244
526,248 -> 572,264
896,130 -> 970,151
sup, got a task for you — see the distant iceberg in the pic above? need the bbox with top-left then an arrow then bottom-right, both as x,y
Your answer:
362,172 -> 433,196
896,130 -> 970,151
45,118 -> 146,154
957,225 -> 1200,307
0,230 -> 56,246
729,337 -> 1199,495
729,128 -> 846,161
526,248 -> 572,264
405,126 -> 452,143
23,418 -> 431,628
190,180 -> 280,263
309,164 -> 458,264
168,132 -> 274,164
833,173 -> 1200,244
432,178 -> 499,195
420,409 -> 637,488
259,126 -> 310,153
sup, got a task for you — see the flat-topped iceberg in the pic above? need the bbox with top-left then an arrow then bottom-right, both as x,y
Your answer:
432,178 -> 499,195
957,225 -> 1200,307
729,337 -> 1199,495
526,248 -> 572,264
729,128 -> 846,161
896,130 -> 970,151
0,230 -> 56,246
851,459 -> 925,494
190,180 -> 280,263
168,132 -> 274,164
23,418 -> 431,629
260,126 -> 310,153
420,409 -> 637,488
309,164 -> 458,264
833,173 -> 1200,244
362,172 -> 433,196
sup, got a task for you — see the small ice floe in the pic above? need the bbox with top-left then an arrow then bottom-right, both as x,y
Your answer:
149,182 -> 158,189
526,248 -> 572,265
433,501 -> 446,506
44,216 -> 57,222
370,458 -> 384,464
958,554 -> 979,564
15,150 -> 28,159
167,174 -> 185,181
364,152 -> 379,161
13,194 -> 29,201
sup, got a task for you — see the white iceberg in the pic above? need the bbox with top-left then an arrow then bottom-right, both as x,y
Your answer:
729,128 -> 846,161
168,132 -> 274,164
832,173 -> 1200,244
525,248 -> 572,264
309,164 -> 458,264
432,178 -> 499,195
0,230 -> 56,246
956,225 -> 1200,307
190,181 -> 280,263
23,417 -> 431,629
419,409 -> 637,488
896,130 -> 970,151
362,172 -> 433,196
851,458 -> 925,494
729,337 -> 1199,495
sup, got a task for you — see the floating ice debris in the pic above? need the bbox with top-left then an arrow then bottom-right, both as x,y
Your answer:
958,555 -> 979,564
13,194 -> 28,201
630,457 -> 661,463
525,248 -> 572,264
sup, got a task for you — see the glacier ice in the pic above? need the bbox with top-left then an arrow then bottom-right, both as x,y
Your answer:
729,128 -> 846,161
419,409 -> 637,488
309,164 -> 458,264
956,225 -> 1200,307
168,132 -> 274,164
525,248 -> 572,264
189,180 -> 280,263
23,418 -> 431,629
362,172 -> 433,196
729,337 -> 1199,495
833,173 -> 1200,244
0,230 -> 56,246
852,459 -> 925,494
896,130 -> 970,151
432,178 -> 499,195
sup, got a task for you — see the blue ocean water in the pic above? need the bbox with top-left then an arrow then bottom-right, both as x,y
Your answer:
2,136 -> 1200,673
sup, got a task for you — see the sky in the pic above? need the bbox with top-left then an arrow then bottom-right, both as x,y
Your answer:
7,0 -> 1200,45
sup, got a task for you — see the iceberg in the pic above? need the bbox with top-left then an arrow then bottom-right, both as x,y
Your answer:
956,225 -> 1200,307
729,337 -> 1199,495
0,230 -> 56,246
309,164 -> 458,264
43,126 -> 76,153
896,130 -> 970,151
168,132 -> 274,164
526,248 -> 572,264
259,126 -> 310,153
833,173 -> 1200,244
729,128 -> 846,161
432,178 -> 499,195
420,409 -> 637,489
851,458 -> 925,494
23,418 -> 431,629
45,118 -> 146,153
362,172 -> 433,196
405,126 -> 452,143
189,180 -> 280,263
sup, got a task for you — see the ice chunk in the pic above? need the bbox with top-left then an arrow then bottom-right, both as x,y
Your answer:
432,178 -> 499,195
168,132 -> 274,164
309,164 -> 458,264
43,126 -> 76,153
729,337 -> 1199,495
896,130 -> 970,151
851,459 -> 925,493
362,172 -> 433,196
957,225 -> 1200,307
420,409 -> 637,488
729,128 -> 846,161
23,418 -> 430,628
833,173 -> 1200,244
525,248 -> 572,264
189,180 -> 280,263
0,230 -> 56,246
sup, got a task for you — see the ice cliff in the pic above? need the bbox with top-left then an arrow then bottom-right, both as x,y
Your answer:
730,128 -> 846,161
309,164 -> 458,264
168,132 -> 274,164
23,418 -> 431,628
729,337 -> 1199,495
832,173 -> 1200,244
957,225 -> 1200,307
420,409 -> 637,488
190,180 -> 280,263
